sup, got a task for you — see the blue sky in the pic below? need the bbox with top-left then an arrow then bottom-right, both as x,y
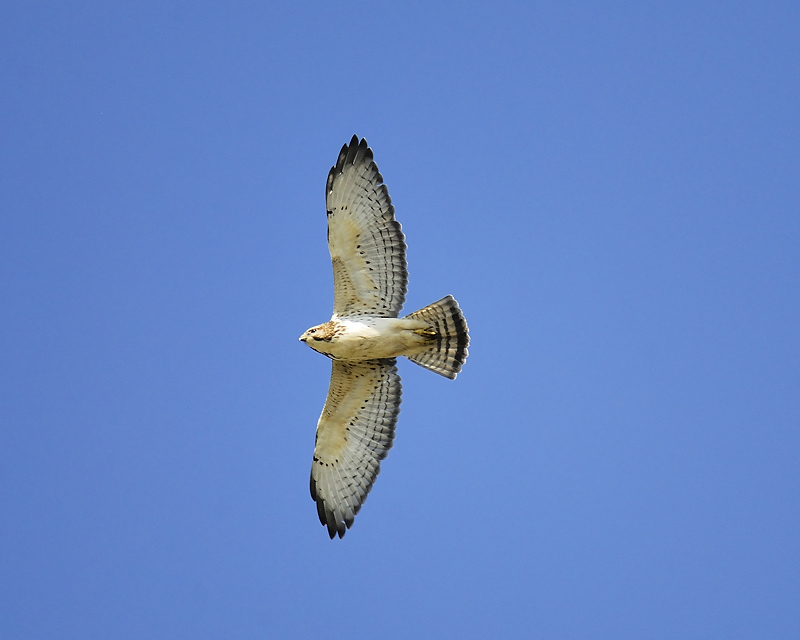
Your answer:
2,2 -> 798,638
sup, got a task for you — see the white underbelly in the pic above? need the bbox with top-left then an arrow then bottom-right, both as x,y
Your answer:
327,317 -> 426,360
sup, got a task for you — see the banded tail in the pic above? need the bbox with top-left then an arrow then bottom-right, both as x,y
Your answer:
404,295 -> 469,379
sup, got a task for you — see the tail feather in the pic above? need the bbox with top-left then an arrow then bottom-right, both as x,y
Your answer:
404,295 -> 469,379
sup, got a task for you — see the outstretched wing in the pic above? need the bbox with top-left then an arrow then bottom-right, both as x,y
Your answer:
310,359 -> 402,539
326,135 -> 408,317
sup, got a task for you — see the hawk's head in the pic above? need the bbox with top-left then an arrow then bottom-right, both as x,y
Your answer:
299,321 -> 339,354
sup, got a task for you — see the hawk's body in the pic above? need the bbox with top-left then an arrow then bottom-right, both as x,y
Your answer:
302,317 -> 434,360
300,136 -> 469,538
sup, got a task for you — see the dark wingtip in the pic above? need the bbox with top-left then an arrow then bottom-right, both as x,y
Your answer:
324,505 -> 336,538
317,501 -> 348,540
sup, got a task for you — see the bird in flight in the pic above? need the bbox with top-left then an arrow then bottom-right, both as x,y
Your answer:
300,135 -> 470,538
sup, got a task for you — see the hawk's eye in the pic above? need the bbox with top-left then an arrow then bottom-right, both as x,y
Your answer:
309,328 -> 316,333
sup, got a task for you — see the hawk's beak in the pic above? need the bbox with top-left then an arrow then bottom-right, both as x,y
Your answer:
299,334 -> 307,342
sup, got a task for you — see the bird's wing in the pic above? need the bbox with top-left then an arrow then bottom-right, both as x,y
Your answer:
326,136 -> 407,317
310,358 -> 402,538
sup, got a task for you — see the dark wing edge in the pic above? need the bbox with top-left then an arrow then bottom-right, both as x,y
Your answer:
310,358 -> 402,539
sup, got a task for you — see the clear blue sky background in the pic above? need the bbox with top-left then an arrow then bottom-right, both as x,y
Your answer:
2,2 -> 798,638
